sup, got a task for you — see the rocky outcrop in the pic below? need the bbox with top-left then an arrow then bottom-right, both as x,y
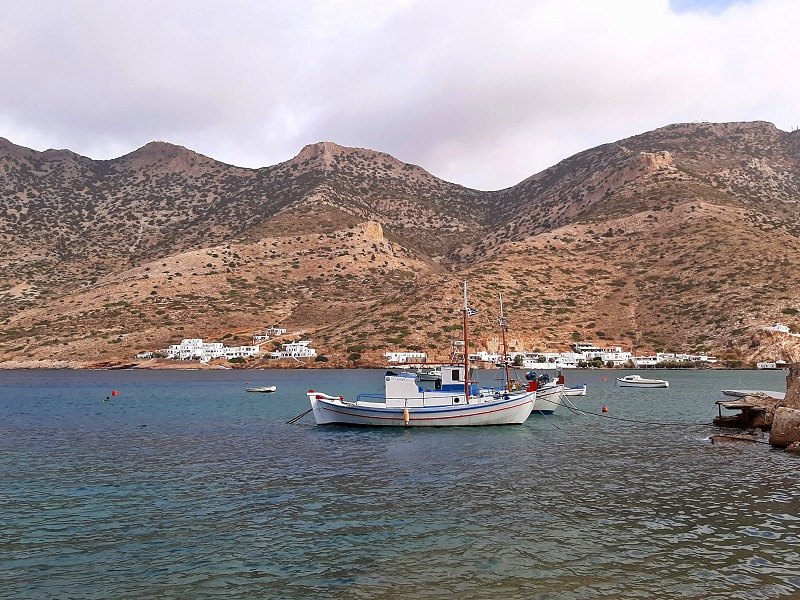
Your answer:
782,363 -> 800,408
769,364 -> 800,448
770,407 -> 800,448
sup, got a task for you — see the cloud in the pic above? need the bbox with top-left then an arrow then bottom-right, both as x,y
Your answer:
0,0 -> 797,189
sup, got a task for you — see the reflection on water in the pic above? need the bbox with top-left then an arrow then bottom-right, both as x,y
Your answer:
0,368 -> 798,599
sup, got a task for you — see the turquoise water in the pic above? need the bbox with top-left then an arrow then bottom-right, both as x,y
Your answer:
1,368 -> 798,599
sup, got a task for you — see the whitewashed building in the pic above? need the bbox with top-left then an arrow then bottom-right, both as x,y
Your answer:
253,325 -> 289,345
385,351 -> 428,363
765,323 -> 791,334
270,340 -> 317,359
165,338 -> 260,362
225,345 -> 260,359
632,355 -> 659,368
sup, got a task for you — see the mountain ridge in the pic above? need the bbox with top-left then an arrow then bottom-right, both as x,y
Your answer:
1,120 -> 799,367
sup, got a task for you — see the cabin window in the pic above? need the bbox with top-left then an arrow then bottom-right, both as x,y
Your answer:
451,369 -> 460,381
453,397 -> 460,403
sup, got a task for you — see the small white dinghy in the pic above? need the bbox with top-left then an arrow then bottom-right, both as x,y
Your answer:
616,375 -> 669,388
562,384 -> 587,397
246,386 -> 277,393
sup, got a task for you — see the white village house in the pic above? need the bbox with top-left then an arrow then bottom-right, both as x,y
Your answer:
269,340 -> 317,359
164,338 -> 260,362
384,351 -> 428,364
253,325 -> 289,345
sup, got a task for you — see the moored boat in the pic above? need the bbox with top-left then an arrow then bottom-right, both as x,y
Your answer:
530,380 -> 564,413
305,282 -> 535,427
616,374 -> 669,388
246,386 -> 277,393
562,384 -> 587,397
308,367 -> 535,426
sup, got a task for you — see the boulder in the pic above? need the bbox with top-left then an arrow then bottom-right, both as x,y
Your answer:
782,364 -> 800,409
769,406 -> 800,448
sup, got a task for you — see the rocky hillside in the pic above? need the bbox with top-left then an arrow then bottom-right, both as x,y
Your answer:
1,121 -> 799,367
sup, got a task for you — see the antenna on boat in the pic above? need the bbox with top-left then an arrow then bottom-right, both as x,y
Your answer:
499,292 -> 512,392
462,280 -> 471,403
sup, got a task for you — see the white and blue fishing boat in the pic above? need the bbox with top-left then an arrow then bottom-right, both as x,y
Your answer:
617,374 -> 669,388
306,282 -> 536,427
481,291 -> 563,416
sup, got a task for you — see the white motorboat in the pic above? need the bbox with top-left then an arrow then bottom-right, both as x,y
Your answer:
306,282 -> 535,427
246,386 -> 277,393
616,375 -> 669,388
562,384 -> 587,397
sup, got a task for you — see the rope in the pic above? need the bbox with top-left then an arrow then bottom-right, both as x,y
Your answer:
560,400 -> 714,428
286,408 -> 313,424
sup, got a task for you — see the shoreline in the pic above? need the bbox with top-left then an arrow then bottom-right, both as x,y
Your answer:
0,358 -> 780,371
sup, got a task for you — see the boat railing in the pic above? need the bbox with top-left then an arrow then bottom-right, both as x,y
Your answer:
357,393 -> 388,402
356,392 -> 471,406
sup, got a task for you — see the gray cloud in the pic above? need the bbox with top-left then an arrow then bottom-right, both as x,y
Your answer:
0,0 -> 797,189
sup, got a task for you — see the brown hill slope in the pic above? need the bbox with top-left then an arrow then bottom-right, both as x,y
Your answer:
1,121 -> 799,366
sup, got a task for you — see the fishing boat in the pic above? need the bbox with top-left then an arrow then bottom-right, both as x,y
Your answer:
305,282 -> 536,427
485,295 -> 562,416
519,374 -> 564,414
246,386 -> 277,393
616,374 -> 669,388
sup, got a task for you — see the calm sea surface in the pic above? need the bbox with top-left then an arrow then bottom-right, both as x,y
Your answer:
1,368 -> 798,599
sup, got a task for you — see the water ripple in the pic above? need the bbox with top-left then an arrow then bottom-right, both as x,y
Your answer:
1,369 -> 798,598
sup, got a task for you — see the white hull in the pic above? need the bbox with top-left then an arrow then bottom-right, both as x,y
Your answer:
308,391 -> 535,427
562,384 -> 587,397
531,384 -> 563,414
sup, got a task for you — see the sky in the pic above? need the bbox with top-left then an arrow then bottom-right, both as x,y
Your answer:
1,0 -> 798,190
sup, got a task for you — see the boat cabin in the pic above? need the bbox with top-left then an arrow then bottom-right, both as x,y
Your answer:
384,366 -> 480,407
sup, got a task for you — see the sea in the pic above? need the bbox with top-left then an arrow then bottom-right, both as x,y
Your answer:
1,368 -> 798,599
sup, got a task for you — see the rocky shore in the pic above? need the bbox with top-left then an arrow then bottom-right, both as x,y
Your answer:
712,363 -> 800,454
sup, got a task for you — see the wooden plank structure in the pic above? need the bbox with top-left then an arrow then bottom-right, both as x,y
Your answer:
714,399 -> 768,429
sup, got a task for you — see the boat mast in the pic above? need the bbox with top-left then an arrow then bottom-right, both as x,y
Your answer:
462,280 -> 471,403
499,292 -> 511,391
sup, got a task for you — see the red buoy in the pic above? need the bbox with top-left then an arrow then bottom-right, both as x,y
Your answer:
111,390 -> 119,397
601,405 -> 609,413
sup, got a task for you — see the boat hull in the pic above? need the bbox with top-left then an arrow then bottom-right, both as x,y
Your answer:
562,384 -> 587,397
530,384 -> 563,414
617,378 -> 668,388
307,392 -> 535,427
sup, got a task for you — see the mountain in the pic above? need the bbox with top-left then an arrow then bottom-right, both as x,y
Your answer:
1,122 -> 799,367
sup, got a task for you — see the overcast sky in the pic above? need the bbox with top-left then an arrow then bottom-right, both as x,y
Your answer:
1,0 -> 797,190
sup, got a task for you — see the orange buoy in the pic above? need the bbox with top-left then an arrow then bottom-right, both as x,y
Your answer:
601,405 -> 609,413
111,390 -> 119,397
